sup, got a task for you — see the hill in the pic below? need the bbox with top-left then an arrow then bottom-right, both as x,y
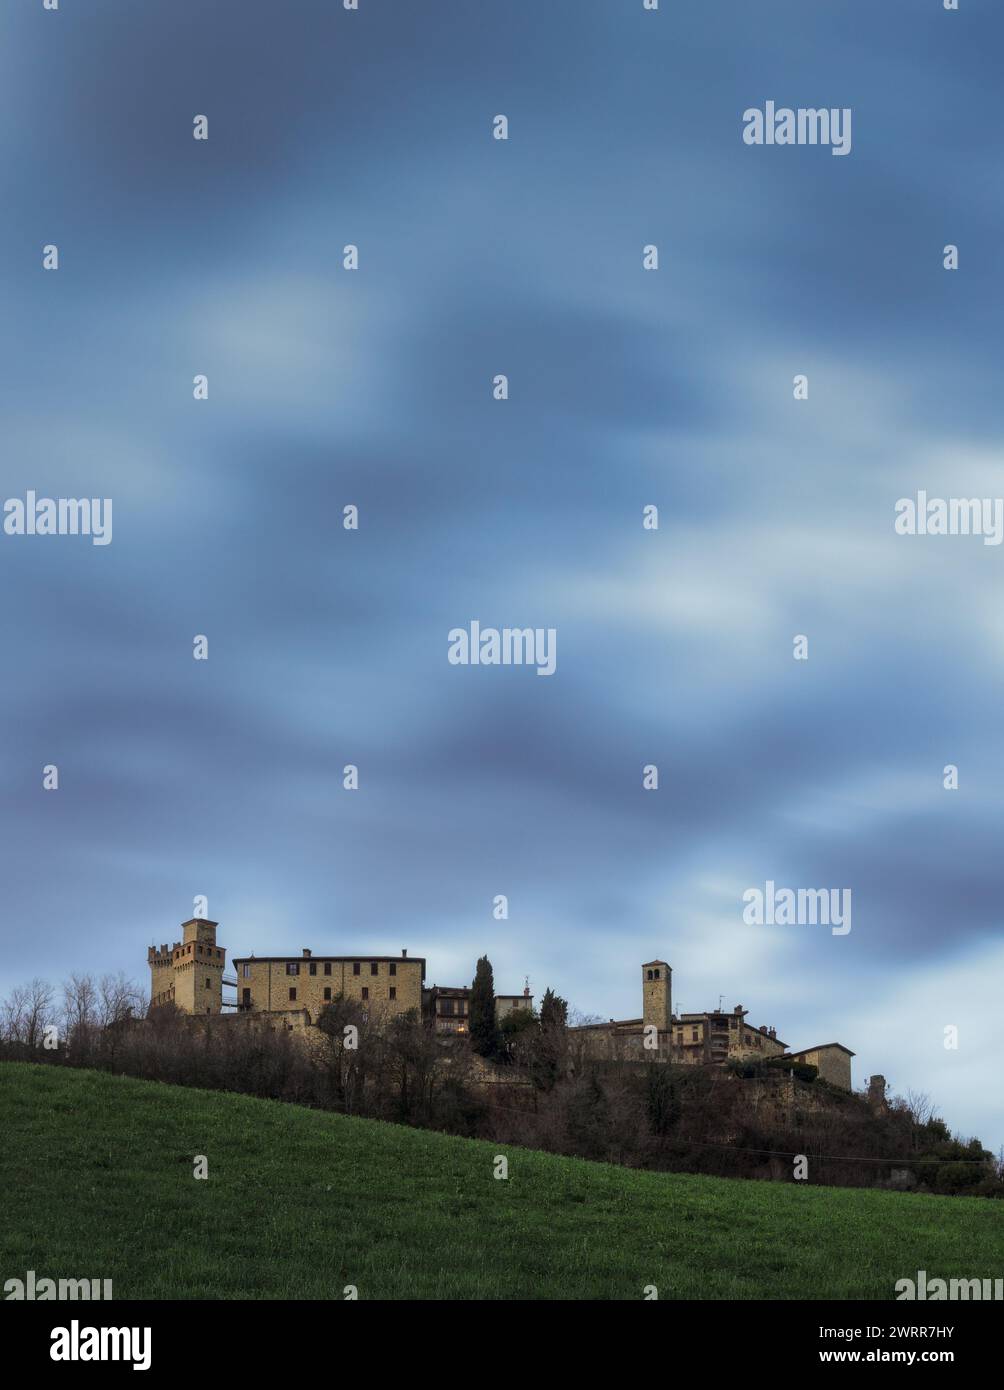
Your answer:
1,1062 -> 1001,1300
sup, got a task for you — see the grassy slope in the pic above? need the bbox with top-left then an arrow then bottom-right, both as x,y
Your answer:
2,1062 -> 1001,1300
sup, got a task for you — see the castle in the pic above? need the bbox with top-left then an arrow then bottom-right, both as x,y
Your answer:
147,924 -> 853,1088
147,918 -> 531,1036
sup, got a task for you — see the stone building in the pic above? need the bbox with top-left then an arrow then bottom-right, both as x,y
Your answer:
570,958 -> 855,1089
783,1043 -> 855,1091
424,983 -> 533,1035
147,918 -> 227,1015
232,947 -> 424,1024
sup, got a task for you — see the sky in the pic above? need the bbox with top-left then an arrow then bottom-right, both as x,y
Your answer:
2,1 -> 1002,1154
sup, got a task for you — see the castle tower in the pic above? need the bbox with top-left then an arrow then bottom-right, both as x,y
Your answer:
642,960 -> 672,1033
148,918 -> 226,1015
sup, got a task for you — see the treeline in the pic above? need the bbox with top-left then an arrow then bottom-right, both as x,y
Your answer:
1,969 -> 1000,1197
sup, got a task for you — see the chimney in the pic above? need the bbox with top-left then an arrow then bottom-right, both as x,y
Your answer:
523,985 -> 530,997
402,949 -> 407,958
302,948 -> 311,958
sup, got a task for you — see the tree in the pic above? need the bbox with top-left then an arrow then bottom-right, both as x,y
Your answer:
469,956 -> 499,1060
539,987 -> 568,1034
533,987 -> 569,1090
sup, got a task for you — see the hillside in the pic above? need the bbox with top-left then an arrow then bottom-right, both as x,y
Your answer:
2,1062 -> 1001,1300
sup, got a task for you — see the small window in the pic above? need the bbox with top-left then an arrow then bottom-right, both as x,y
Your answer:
653,968 -> 660,979
286,963 -> 299,976
389,962 -> 397,976
205,978 -> 210,989
323,987 -> 332,1001
389,987 -> 396,1001
646,969 -> 653,981
353,963 -> 360,976
362,987 -> 369,1001
241,963 -> 251,979
309,962 -> 317,976
324,962 -> 331,976
289,987 -> 297,1001
370,962 -> 378,976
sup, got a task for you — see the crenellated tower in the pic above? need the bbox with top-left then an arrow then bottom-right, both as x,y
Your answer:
148,918 -> 226,1015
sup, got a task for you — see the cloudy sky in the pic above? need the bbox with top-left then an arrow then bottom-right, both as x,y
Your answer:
2,1 -> 1002,1153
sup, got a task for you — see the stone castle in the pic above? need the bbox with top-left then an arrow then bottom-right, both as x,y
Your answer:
147,917 -> 532,1037
148,923 -> 853,1088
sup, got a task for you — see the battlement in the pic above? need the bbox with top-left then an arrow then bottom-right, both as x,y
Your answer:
148,918 -> 227,1016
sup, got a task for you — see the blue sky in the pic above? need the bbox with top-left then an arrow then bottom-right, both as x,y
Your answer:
2,1 -> 1002,1153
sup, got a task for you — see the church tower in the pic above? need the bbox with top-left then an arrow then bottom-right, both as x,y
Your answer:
642,960 -> 672,1033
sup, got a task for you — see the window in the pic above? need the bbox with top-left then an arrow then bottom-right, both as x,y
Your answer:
289,987 -> 297,1001
389,987 -> 396,1001
370,962 -> 378,976
309,962 -> 317,976
205,978 -> 210,989
286,963 -> 299,976
323,987 -> 332,1001
241,964 -> 251,979
653,968 -> 660,979
353,963 -> 360,976
242,988 -> 251,1006
389,962 -> 397,976
691,1028 -> 699,1042
324,962 -> 331,976
362,987 -> 369,1001
646,969 -> 653,980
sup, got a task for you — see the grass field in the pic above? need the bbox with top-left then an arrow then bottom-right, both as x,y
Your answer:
2,1061 -> 1001,1300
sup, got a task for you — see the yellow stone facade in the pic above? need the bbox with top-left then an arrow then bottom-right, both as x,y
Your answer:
232,949 -> 424,1025
147,918 -> 226,1015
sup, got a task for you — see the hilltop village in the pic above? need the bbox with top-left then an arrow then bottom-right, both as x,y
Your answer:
148,917 -> 856,1089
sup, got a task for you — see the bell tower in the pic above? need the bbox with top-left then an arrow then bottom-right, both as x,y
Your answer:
642,960 -> 672,1033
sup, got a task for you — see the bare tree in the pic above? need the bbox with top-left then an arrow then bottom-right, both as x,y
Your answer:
1,978 -> 56,1048
61,972 -> 99,1050
97,972 -> 144,1028
904,1090 -> 935,1127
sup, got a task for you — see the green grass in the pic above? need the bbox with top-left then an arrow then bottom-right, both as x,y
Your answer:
2,1062 -> 1001,1300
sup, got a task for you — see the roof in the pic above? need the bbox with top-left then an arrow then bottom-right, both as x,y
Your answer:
569,1018 -> 644,1031
789,1042 -> 855,1057
232,954 -> 425,969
